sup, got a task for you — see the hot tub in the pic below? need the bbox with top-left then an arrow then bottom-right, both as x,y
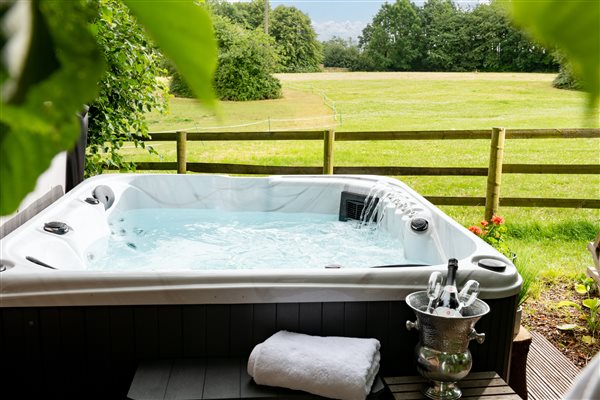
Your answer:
0,174 -> 521,399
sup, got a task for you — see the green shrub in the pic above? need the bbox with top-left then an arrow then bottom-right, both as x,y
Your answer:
551,52 -> 582,90
170,16 -> 281,101
213,17 -> 281,101
169,71 -> 194,98
322,37 -> 361,69
553,66 -> 583,91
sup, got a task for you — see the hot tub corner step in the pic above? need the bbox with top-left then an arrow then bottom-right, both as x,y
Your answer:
128,357 -> 386,400
127,358 -> 384,400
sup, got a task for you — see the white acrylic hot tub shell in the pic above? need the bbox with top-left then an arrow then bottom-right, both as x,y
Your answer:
0,174 -> 521,307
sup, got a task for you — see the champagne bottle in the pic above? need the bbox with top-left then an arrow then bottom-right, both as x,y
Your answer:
432,258 -> 461,317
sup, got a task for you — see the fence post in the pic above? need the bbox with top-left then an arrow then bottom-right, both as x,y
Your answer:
323,129 -> 335,174
176,131 -> 187,174
485,127 -> 506,220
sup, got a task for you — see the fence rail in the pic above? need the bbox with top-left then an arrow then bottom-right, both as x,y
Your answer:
133,163 -> 600,177
130,128 -> 600,212
147,128 -> 599,142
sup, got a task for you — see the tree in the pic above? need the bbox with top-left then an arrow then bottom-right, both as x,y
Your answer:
211,16 -> 281,101
356,0 -> 556,73
86,0 -> 169,177
359,0 -> 422,71
419,0 -> 464,71
269,6 -> 322,72
208,0 -> 265,31
462,2 -> 556,72
208,1 -> 322,73
464,3 -> 508,71
322,37 -> 360,69
171,15 -> 281,101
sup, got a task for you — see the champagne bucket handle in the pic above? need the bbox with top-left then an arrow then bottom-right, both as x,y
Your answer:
406,320 -> 420,331
468,328 -> 485,344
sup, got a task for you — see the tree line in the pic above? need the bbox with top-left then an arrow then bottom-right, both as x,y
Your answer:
325,0 -> 557,73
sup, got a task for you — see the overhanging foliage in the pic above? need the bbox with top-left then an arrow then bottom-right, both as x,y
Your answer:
0,0 -> 217,215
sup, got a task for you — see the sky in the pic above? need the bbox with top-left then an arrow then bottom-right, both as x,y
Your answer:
272,0 -> 385,40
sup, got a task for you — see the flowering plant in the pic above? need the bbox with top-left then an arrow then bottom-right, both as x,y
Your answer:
469,215 -> 510,257
468,215 -> 537,307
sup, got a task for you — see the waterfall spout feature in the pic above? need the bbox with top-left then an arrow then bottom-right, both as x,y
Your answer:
358,181 -> 417,229
357,181 -> 447,263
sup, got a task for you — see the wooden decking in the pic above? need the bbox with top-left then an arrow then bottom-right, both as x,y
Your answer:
384,329 -> 583,400
526,331 -> 581,400
128,330 -> 582,400
385,372 -> 519,399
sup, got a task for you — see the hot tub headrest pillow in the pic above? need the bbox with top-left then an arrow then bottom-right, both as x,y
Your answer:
247,330 -> 381,400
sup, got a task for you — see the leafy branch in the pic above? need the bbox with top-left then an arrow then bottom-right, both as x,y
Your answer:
0,0 -> 217,215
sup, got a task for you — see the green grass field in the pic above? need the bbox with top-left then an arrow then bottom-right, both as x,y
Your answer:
135,72 -> 599,286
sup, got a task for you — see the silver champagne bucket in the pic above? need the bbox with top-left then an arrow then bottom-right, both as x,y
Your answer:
406,291 -> 490,400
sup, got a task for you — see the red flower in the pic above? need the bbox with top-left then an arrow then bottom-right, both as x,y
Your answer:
469,226 -> 483,235
491,215 -> 505,225
480,220 -> 489,227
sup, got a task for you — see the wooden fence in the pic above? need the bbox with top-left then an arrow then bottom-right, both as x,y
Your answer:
132,128 -> 600,215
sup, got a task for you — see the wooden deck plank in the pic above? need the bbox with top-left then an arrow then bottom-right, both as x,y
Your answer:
526,357 -> 567,397
466,371 -> 500,379
392,392 -> 427,400
461,386 -> 517,396
128,359 -> 172,400
527,368 -> 561,400
529,332 -> 580,377
526,331 -> 581,400
164,358 -> 206,400
203,358 -> 241,399
387,383 -> 423,393
385,376 -> 426,385
386,371 -> 519,400
384,371 -> 498,386
458,378 -> 507,388
463,395 -> 521,400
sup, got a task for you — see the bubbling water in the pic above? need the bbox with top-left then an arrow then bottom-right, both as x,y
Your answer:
85,208 -> 421,272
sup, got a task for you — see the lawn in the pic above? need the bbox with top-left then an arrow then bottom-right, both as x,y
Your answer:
147,72 -> 598,132
135,72 -> 600,286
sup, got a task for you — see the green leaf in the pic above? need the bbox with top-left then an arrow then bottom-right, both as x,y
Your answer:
509,0 -> 600,106
123,0 -> 217,109
557,300 -> 581,310
582,335 -> 596,345
557,323 -> 578,331
583,298 -> 600,309
0,1 -> 105,215
575,284 -> 588,295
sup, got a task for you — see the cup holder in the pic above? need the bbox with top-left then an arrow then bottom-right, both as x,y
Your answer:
471,255 -> 508,272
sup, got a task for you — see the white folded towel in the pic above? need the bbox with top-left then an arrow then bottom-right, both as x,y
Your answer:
247,330 -> 381,400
